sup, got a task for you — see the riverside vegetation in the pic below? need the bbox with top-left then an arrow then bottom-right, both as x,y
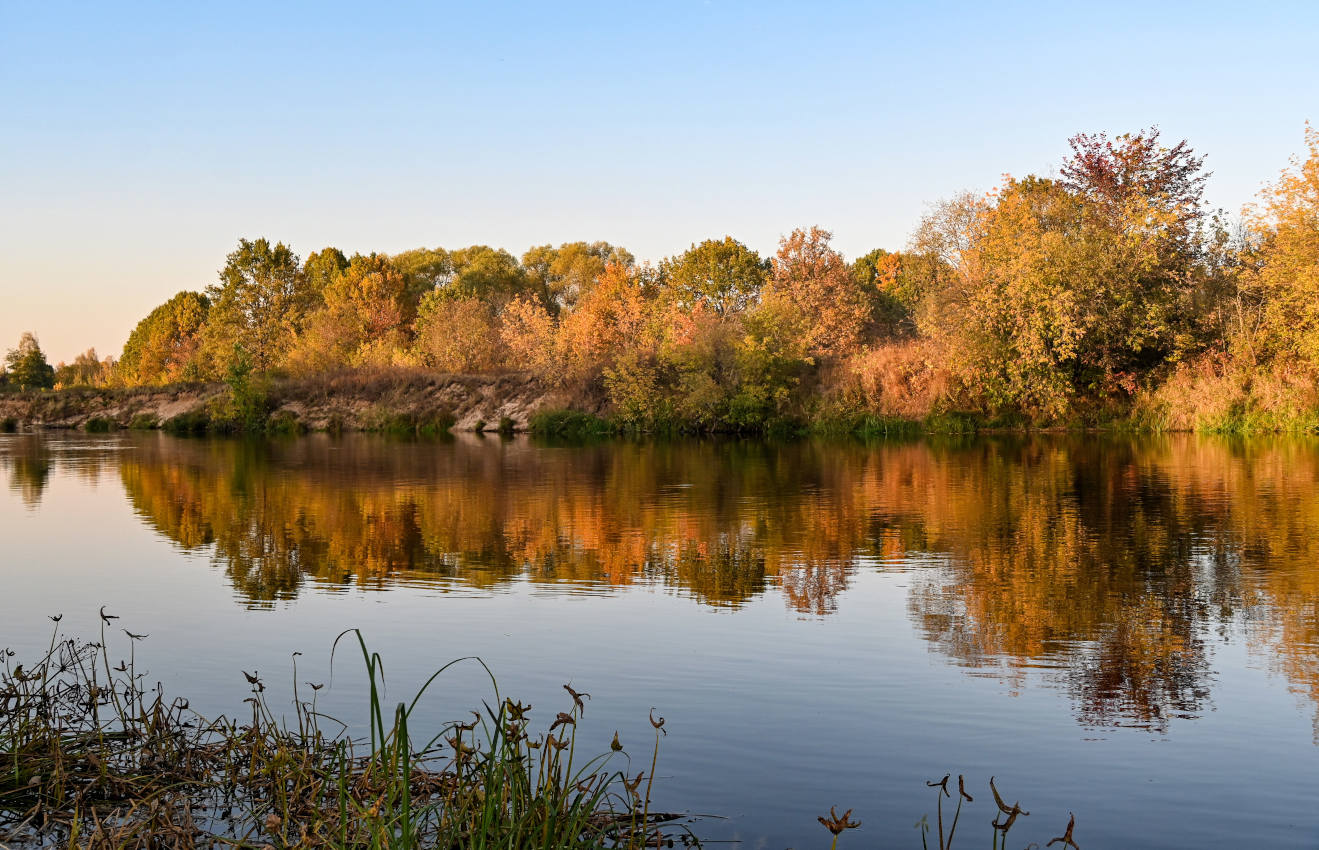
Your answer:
3,126 -> 1319,436
0,614 -> 1080,849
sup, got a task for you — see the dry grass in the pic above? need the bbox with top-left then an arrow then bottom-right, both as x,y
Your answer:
826,341 -> 952,421
1137,353 -> 1319,433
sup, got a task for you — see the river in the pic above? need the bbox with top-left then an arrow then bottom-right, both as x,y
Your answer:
2,431 -> 1317,847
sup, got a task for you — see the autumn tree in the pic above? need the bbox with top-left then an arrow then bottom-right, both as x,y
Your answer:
1060,127 -> 1208,228
289,254 -> 415,372
914,131 -> 1220,419
406,247 -> 527,373
851,248 -> 935,337
3,332 -> 55,390
412,296 -> 504,373
200,238 -> 315,374
924,177 -> 1203,418
658,237 -> 769,316
54,348 -> 112,387
303,247 -> 349,294
1060,127 -> 1225,362
1247,125 -> 1319,366
766,227 -> 870,358
559,262 -> 653,384
499,295 -> 559,377
522,241 -> 634,313
118,291 -> 211,384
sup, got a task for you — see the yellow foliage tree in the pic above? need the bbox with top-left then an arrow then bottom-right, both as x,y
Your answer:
1249,125 -> 1319,367
287,254 -> 414,373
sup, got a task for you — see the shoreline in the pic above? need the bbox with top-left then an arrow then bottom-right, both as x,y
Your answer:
2,376 -> 1318,438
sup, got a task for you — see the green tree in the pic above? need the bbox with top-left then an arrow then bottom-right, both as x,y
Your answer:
119,291 -> 211,384
200,238 -> 314,374
4,332 -> 55,390
391,247 -> 454,300
659,237 -> 769,316
442,246 -> 529,304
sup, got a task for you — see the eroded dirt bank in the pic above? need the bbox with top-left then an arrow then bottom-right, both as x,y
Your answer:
0,371 -> 567,432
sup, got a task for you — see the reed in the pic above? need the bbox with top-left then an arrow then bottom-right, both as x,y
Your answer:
825,773 -> 1079,850
1,615 -> 684,849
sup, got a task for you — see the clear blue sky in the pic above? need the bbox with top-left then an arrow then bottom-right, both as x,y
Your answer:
2,0 -> 1314,363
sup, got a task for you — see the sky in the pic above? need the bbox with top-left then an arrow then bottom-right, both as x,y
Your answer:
1,1 -> 1315,364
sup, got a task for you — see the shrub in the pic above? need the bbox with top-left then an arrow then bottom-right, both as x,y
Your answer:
367,408 -> 455,437
162,409 -> 210,435
266,409 -> 306,435
528,408 -> 614,439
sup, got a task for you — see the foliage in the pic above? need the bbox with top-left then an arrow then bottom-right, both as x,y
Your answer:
658,236 -> 768,316
3,333 -> 55,391
212,348 -> 274,433
365,408 -> 456,437
559,263 -> 653,386
303,245 -> 350,294
391,246 -> 454,301
1060,126 -> 1208,224
1246,125 -> 1319,367
767,227 -> 871,359
118,291 -> 210,384
161,408 -> 211,435
413,295 -> 503,373
15,125 -> 1316,433
83,415 -> 116,432
919,150 -> 1215,420
53,348 -> 113,388
290,254 -> 415,373
523,241 -> 634,312
528,409 -> 615,439
500,295 -> 560,378
201,238 -> 315,374
440,245 -> 530,305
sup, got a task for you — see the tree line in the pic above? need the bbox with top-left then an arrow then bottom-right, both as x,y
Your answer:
5,125 -> 1318,432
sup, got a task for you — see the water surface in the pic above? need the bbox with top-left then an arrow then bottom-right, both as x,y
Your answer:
2,432 -> 1318,847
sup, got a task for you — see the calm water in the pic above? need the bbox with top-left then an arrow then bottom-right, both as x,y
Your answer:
3,432 -> 1319,848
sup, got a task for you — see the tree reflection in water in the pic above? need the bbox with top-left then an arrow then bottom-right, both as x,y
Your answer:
11,431 -> 1317,734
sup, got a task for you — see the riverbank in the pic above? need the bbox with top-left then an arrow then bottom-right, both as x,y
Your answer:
3,367 -> 1319,437
0,370 -> 568,435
